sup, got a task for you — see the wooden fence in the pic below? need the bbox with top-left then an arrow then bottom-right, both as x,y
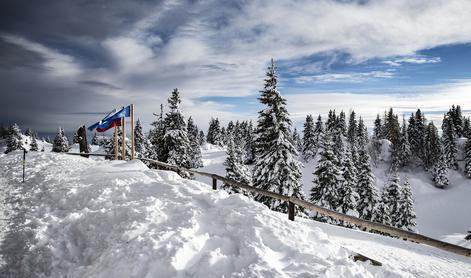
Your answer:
66,152 -> 471,258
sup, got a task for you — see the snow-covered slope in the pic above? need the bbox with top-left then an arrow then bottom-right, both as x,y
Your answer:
1,151 -> 470,277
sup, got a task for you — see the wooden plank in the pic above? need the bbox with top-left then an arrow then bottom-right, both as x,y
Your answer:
288,201 -> 295,221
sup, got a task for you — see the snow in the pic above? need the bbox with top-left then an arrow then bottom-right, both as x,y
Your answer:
1,147 -> 471,277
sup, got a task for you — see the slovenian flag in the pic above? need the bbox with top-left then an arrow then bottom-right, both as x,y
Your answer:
88,105 -> 131,132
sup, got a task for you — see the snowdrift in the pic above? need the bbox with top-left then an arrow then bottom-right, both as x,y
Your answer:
1,152 -> 471,277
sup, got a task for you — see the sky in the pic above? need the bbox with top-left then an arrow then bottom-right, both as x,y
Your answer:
1,0 -> 471,136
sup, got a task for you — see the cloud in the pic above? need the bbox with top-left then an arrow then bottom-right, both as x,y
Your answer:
295,70 -> 395,84
1,34 -> 81,77
383,55 -> 441,67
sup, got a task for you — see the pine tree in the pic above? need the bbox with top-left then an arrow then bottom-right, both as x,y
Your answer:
302,114 -> 317,161
423,122 -> 441,170
253,59 -> 305,214
314,115 -> 324,151
347,111 -> 358,145
338,111 -> 347,136
464,138 -> 471,178
399,178 -> 417,232
383,108 -> 400,146
244,121 -> 256,164
339,147 -> 359,217
162,89 -> 191,168
462,116 -> 471,138
310,131 -> 342,221
187,116 -> 203,168
442,116 -> 458,169
326,110 -> 337,132
29,135 -> 38,151
198,130 -> 206,145
4,123 -> 23,154
91,133 -> 99,145
149,103 -> 166,161
134,119 -> 149,157
393,117 -> 411,169
433,145 -> 449,188
223,136 -> 252,194
356,148 -> 380,221
52,127 -> 69,153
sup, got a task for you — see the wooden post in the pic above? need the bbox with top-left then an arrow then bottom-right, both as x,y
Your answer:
131,104 -> 135,160
288,201 -> 295,221
122,117 -> 126,160
114,126 -> 118,160
22,149 -> 27,183
212,176 -> 217,190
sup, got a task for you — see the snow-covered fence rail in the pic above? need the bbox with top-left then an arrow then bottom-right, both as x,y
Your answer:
66,153 -> 471,258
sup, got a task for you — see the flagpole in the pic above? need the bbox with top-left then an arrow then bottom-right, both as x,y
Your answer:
114,126 -> 118,160
131,104 -> 135,160
122,117 -> 126,160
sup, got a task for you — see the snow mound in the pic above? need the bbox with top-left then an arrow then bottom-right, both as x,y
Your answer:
1,152 -> 471,277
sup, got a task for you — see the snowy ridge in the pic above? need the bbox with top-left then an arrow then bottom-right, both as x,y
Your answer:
1,152 -> 471,277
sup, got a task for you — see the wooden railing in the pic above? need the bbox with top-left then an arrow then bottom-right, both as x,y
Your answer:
66,153 -> 471,258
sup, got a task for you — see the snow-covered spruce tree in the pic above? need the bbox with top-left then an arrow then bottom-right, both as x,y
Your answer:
52,127 -> 69,153
29,135 -> 38,151
373,114 -> 383,139
463,116 -> 471,138
187,116 -> 203,168
433,144 -> 449,188
207,118 -> 223,146
293,127 -> 303,153
134,119 -> 150,157
244,121 -> 256,164
338,111 -> 347,136
423,122 -> 441,170
338,147 -> 359,217
91,133 -> 99,145
408,109 -> 426,162
357,117 -> 368,149
310,130 -> 342,221
383,108 -> 401,147
162,88 -> 191,169
149,103 -> 166,161
442,116 -> 458,169
465,138 -> 471,178
393,116 -> 411,169
376,188 -> 392,226
224,121 -> 235,146
326,110 -> 337,132
223,136 -> 252,194
446,105 -> 463,137
383,173 -> 402,228
399,178 -> 417,232
356,147 -> 380,221
5,123 -> 23,153
347,110 -> 357,145
302,114 -> 317,161
314,115 -> 324,149
198,130 -> 206,145
253,59 -> 305,214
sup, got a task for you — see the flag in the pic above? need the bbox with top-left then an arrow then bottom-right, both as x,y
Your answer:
87,105 -> 131,132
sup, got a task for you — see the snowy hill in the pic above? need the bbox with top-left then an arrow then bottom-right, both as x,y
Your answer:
1,151 -> 471,277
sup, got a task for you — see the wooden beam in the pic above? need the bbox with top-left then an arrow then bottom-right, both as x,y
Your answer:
121,117 -> 126,160
114,127 -> 118,160
131,104 -> 135,160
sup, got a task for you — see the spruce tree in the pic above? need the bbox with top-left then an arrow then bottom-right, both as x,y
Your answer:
464,138 -> 471,178
356,147 -> 380,221
149,103 -> 166,161
253,59 -> 305,214
29,135 -> 38,151
5,123 -> 23,154
162,89 -> 191,168
244,121 -> 256,164
187,116 -> 203,168
383,173 -> 403,228
462,117 -> 471,138
347,111 -> 358,145
223,136 -> 252,194
207,118 -> 223,146
442,116 -> 458,169
293,127 -> 303,153
104,126 -> 132,160
393,117 -> 411,169
373,114 -> 383,139
433,145 -> 449,188
326,110 -> 337,132
357,117 -> 368,149
313,115 -> 324,151
339,147 -> 359,217
423,122 -> 441,170
338,111 -> 347,136
302,114 -> 317,161
399,178 -> 417,232
376,188 -> 392,226
384,108 -> 400,147
310,131 -> 342,221
52,127 -> 69,153
134,118 -> 154,159
91,133 -> 99,145
199,130 -> 206,145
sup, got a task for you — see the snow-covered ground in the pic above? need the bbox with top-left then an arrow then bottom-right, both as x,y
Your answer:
1,143 -> 471,277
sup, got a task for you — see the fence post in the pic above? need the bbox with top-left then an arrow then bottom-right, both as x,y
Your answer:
212,176 -> 217,190
288,201 -> 295,221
